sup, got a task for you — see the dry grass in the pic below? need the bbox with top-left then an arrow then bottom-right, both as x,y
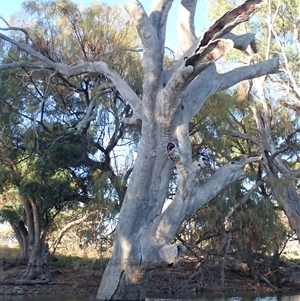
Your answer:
0,242 -> 110,271
0,243 -> 20,260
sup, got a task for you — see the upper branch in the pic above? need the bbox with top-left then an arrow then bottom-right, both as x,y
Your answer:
183,0 -> 264,69
0,32 -> 143,119
222,32 -> 257,53
161,39 -> 233,118
181,58 -> 280,120
0,24 -> 29,44
164,0 -> 265,89
152,156 -> 262,243
164,0 -> 265,99
177,0 -> 197,52
0,32 -> 57,68
149,0 -> 174,45
0,62 -> 53,70
192,0 -> 264,55
218,58 -> 280,91
164,31 -> 257,83
229,130 -> 264,149
124,1 -> 160,50
124,0 -> 165,104
60,62 -> 144,120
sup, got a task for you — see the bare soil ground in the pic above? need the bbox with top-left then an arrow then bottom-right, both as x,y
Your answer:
1,255 -> 299,297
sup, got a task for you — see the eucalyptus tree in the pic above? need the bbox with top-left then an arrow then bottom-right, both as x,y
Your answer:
206,0 -> 300,242
0,74 -> 92,282
254,0 -> 300,242
176,91 -> 288,289
0,0 -> 282,299
0,73 -> 28,259
0,0 -> 141,283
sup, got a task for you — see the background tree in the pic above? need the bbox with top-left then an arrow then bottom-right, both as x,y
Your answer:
206,0 -> 300,240
177,0 -> 300,287
0,0 -> 142,283
0,93 -> 92,281
173,89 -> 290,290
165,88 -> 298,291
0,0 -> 284,300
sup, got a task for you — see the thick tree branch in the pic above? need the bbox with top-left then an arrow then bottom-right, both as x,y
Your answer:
160,39 -> 233,120
0,62 -> 52,70
181,58 -> 277,122
180,59 -> 279,119
222,32 -> 257,53
152,156 -> 262,243
272,181 -> 300,241
191,156 -> 262,210
177,0 -> 197,52
124,1 -> 164,108
124,1 -> 160,51
164,0 -> 264,85
149,0 -> 173,45
75,97 -> 96,133
0,18 -> 29,43
0,32 -> 57,67
164,32 -> 255,85
163,0 -> 267,108
178,0 -> 263,73
166,142 -> 196,199
219,59 -> 280,91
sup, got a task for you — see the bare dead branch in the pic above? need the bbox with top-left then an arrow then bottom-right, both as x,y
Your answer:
0,17 -> 29,43
0,61 -> 53,70
224,178 -> 265,228
229,130 -> 264,149
194,0 -> 264,54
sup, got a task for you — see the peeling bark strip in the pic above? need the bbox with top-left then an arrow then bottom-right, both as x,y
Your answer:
185,39 -> 233,68
185,0 -> 263,67
196,0 -> 263,52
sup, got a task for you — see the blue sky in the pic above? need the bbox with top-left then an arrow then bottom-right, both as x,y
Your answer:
0,0 -> 210,51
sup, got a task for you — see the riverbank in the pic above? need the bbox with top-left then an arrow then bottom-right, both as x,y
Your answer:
1,255 -> 299,296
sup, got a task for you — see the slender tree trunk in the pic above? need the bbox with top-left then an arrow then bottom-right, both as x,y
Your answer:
19,198 -> 51,283
272,181 -> 300,241
10,220 -> 29,261
272,249 -> 281,288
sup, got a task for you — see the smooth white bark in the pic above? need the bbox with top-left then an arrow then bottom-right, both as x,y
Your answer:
177,0 -> 197,52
